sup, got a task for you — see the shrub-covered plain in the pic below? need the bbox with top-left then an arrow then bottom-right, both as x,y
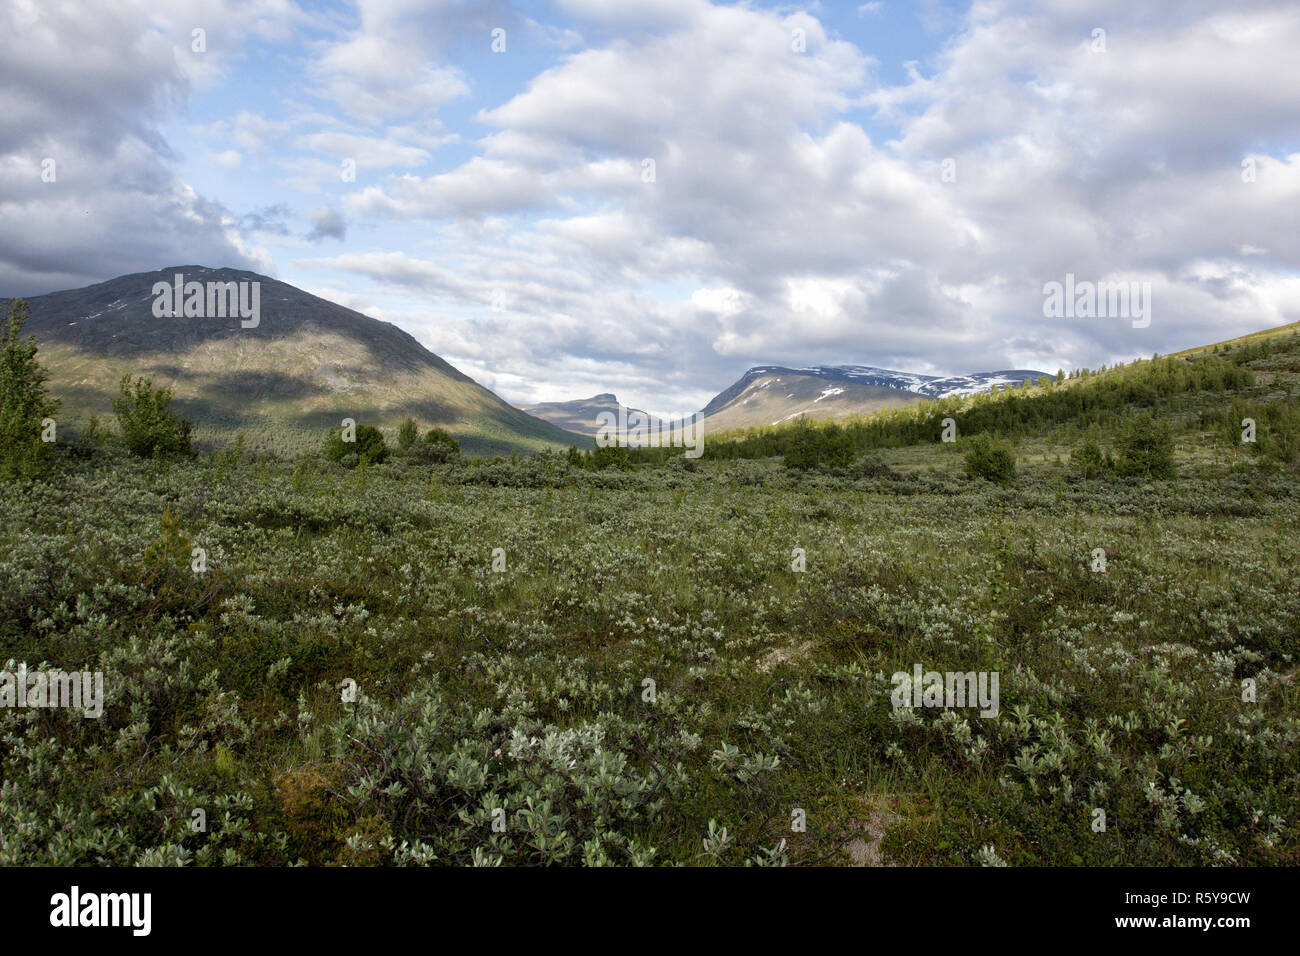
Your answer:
1,447 -> 1296,865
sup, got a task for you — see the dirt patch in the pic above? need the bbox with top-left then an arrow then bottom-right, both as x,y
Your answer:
757,638 -> 814,673
846,795 -> 901,866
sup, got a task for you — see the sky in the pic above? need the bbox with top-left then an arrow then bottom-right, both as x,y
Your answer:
2,0 -> 1298,416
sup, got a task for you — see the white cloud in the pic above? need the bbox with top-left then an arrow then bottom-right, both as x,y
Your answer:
295,131 -> 432,169
0,0 -> 301,290
5,0 -> 1299,413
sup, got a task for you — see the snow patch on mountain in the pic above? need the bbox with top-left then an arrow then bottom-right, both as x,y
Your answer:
747,365 -> 1047,399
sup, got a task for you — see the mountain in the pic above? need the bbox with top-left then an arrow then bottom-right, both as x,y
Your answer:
517,393 -> 664,437
10,266 -> 585,456
698,365 -> 1051,432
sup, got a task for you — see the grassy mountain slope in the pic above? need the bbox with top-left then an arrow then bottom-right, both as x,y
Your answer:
10,266 -> 586,456
1169,319 -> 1300,359
698,371 -> 921,431
696,365 -> 1050,432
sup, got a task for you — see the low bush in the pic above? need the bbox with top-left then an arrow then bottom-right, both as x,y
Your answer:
963,433 -> 1015,482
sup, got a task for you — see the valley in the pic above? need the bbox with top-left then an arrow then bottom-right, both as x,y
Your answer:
2,313 -> 1297,866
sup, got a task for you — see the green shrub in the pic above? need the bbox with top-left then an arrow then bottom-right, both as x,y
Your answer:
1069,437 -> 1108,478
850,453 -> 895,479
783,420 -> 856,470
1114,413 -> 1176,479
79,415 -> 107,449
403,426 -> 459,464
324,423 -> 388,466
590,441 -> 632,470
397,417 -> 419,451
0,298 -> 60,479
963,433 -> 1015,482
1259,402 -> 1300,464
406,442 -> 452,465
422,426 -> 460,456
113,374 -> 194,459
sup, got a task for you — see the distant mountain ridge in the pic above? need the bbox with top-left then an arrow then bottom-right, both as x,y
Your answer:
701,365 -> 1049,416
698,364 -> 1049,431
11,266 -> 583,455
517,393 -> 663,438
521,364 -> 1052,436
747,365 -> 1050,401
